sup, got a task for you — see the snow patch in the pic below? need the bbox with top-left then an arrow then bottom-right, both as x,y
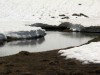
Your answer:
59,42 -> 100,64
70,24 -> 84,31
0,24 -> 46,40
0,0 -> 100,26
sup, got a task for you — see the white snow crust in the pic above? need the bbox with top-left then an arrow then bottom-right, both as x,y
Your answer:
0,24 -> 45,40
0,0 -> 100,26
59,42 -> 100,64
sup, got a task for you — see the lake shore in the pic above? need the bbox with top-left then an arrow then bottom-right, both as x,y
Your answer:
0,33 -> 100,75
0,48 -> 100,75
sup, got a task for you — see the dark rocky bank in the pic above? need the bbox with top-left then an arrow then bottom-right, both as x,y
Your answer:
30,22 -> 100,33
82,26 -> 100,33
29,23 -> 72,32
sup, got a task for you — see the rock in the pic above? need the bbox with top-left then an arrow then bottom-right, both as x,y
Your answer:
59,22 -> 73,28
61,16 -> 69,19
59,14 -> 66,16
51,16 -> 55,18
30,23 -> 70,31
78,4 -> 82,5
72,13 -> 89,18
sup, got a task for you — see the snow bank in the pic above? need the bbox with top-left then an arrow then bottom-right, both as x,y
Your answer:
0,0 -> 100,26
0,25 -> 46,40
0,0 -> 99,33
59,42 -> 100,64
69,24 -> 84,31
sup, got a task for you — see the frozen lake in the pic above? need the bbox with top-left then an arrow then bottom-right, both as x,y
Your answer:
0,31 -> 99,57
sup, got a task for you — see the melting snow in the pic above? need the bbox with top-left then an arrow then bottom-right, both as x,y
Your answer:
0,23 -> 45,40
59,42 -> 100,64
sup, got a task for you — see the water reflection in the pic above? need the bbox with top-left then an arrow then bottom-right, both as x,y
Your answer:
0,31 -> 99,57
7,37 -> 45,46
61,32 -> 100,38
0,41 -> 6,47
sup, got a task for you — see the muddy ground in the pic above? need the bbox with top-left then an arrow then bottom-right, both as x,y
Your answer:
0,49 -> 100,75
0,35 -> 100,75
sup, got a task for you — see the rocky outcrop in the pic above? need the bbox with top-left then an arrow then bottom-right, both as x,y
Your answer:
30,23 -> 71,31
30,22 -> 100,33
59,22 -> 100,32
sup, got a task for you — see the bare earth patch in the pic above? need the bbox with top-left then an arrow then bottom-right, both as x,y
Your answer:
0,49 -> 100,75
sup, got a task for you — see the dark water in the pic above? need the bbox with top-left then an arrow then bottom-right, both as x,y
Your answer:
0,31 -> 99,57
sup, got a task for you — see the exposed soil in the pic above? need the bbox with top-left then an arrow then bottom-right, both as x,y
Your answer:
0,48 -> 100,75
0,34 -> 100,75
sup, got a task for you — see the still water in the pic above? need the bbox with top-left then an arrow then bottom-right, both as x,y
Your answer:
0,31 -> 99,57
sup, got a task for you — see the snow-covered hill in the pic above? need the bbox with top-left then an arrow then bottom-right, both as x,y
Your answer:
0,0 -> 100,26
0,0 -> 100,39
